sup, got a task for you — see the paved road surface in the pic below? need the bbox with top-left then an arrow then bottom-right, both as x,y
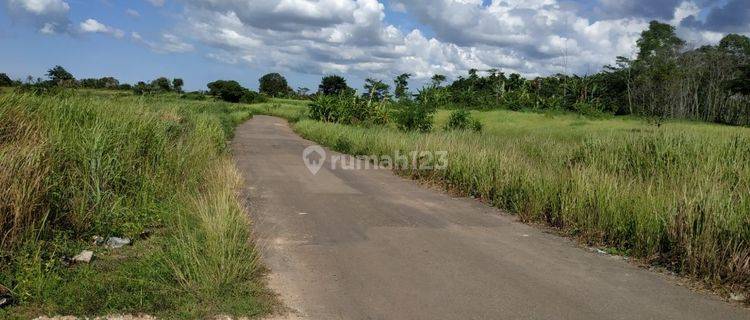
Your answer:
232,115 -> 748,320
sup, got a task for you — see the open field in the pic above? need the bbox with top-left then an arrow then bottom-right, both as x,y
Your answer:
252,101 -> 750,293
0,91 -> 273,318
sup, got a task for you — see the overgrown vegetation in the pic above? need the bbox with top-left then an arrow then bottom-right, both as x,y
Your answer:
420,23 -> 750,126
444,109 -> 482,132
301,21 -> 749,128
0,91 -> 272,318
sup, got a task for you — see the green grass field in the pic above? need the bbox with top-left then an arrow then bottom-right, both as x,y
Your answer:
0,91 -> 273,318
253,101 -> 750,292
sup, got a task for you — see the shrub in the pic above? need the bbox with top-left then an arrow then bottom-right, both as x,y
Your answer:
181,91 -> 207,101
393,98 -> 435,132
308,94 -> 340,122
240,90 -> 267,104
309,94 -> 377,125
470,118 -> 483,132
444,109 -> 482,132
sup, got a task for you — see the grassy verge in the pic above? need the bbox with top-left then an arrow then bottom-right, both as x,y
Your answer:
253,102 -> 750,295
0,91 -> 273,318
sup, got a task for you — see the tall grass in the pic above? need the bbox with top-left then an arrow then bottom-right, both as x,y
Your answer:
0,91 -> 269,318
265,104 -> 750,292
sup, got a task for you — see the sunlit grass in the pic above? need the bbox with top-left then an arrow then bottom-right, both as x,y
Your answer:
0,91 -> 271,318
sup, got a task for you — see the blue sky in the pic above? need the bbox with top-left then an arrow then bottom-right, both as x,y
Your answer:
1,0 -> 748,91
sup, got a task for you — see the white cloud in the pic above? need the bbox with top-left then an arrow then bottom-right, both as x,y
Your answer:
671,1 -> 699,25
6,0 -> 71,34
79,18 -> 125,38
8,0 -> 68,15
126,8 -> 141,18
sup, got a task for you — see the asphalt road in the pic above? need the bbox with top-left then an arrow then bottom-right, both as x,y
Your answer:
232,115 -> 748,320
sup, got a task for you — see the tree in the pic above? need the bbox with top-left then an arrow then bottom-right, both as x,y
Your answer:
363,78 -> 390,101
0,73 -> 13,87
719,34 -> 750,60
297,87 -> 310,97
46,65 -> 74,86
99,77 -> 120,89
151,77 -> 172,92
393,73 -> 412,99
207,80 -> 247,103
259,73 -> 290,97
133,81 -> 151,95
431,74 -> 447,87
172,78 -> 184,93
727,64 -> 750,96
319,75 -> 349,95
636,21 -> 685,62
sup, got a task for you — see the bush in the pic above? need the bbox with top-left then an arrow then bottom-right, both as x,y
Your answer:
181,91 -> 207,101
239,90 -> 267,104
393,98 -> 435,132
309,94 -> 378,125
308,95 -> 339,122
444,109 -> 482,132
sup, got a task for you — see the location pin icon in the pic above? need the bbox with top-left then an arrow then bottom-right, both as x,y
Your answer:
303,145 -> 326,175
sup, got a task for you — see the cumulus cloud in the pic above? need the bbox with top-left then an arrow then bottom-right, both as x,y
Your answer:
173,0 -> 656,81
5,0 -> 71,34
79,18 -> 125,38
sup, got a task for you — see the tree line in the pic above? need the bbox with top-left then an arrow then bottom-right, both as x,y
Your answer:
0,65 -> 186,95
309,20 -> 750,127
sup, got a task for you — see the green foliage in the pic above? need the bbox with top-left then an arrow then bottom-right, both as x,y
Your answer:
240,90 -> 267,104
0,73 -> 15,87
431,74 -> 447,87
172,78 -> 184,93
46,65 -> 74,85
151,77 -> 172,92
718,33 -> 750,58
181,91 -> 207,100
727,64 -> 750,96
318,75 -> 349,95
207,80 -> 246,103
363,78 -> 390,101
258,73 -> 291,97
444,109 -> 482,132
80,77 -> 120,90
636,21 -> 685,61
393,73 -> 411,99
393,98 -> 436,132
308,93 -> 382,125
132,81 -> 151,95
0,92 -> 270,318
